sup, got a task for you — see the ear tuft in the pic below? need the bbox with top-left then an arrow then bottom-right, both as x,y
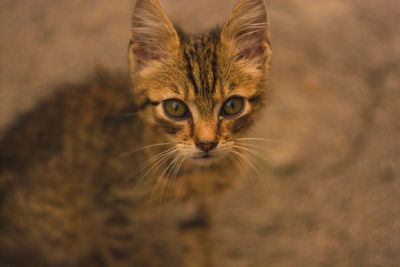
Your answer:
130,0 -> 179,66
222,0 -> 271,64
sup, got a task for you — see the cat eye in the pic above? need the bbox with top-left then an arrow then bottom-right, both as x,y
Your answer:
163,99 -> 189,119
221,97 -> 244,117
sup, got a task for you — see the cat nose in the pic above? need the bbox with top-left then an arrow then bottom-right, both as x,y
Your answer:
196,141 -> 218,152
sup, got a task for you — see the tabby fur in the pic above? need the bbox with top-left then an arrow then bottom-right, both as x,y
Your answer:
0,0 -> 271,266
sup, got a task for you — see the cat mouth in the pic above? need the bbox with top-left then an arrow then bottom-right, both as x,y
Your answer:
193,153 -> 214,160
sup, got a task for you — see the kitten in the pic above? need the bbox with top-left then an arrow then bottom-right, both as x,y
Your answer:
0,0 -> 271,266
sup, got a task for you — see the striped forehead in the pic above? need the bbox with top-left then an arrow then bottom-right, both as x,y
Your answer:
180,33 -> 222,107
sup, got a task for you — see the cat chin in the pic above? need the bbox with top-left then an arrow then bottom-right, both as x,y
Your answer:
187,153 -> 226,168
190,157 -> 216,167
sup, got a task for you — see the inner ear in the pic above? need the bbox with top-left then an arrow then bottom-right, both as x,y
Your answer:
129,0 -> 180,67
221,0 -> 271,65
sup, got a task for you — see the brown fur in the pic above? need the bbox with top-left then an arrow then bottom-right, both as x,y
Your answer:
0,0 -> 271,266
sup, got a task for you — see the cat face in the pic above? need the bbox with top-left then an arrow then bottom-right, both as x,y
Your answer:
129,0 -> 271,166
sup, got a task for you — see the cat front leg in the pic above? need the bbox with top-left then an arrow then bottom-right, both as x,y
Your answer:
177,200 -> 216,267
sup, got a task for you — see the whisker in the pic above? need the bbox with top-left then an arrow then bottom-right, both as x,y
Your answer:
167,155 -> 186,196
231,151 -> 267,190
166,154 -> 182,179
229,151 -> 250,173
228,153 -> 246,170
113,142 -> 174,160
236,137 -> 287,144
163,154 -> 180,196
131,147 -> 178,179
222,145 -> 266,169
234,142 -> 271,158
130,154 -> 175,196
127,148 -> 179,192
234,141 -> 269,149
175,156 -> 186,177
230,149 -> 264,180
150,152 -> 180,203
232,144 -> 265,159
159,153 -> 183,204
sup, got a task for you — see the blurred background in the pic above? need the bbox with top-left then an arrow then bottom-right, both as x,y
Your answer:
1,0 -> 399,266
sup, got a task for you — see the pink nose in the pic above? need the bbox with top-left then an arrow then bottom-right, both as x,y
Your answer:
196,141 -> 218,152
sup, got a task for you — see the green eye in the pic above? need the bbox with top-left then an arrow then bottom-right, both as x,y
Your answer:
221,97 -> 244,116
163,99 -> 189,119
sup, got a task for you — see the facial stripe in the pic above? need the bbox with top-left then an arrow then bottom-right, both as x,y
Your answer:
198,38 -> 209,97
231,113 -> 254,134
181,34 -> 220,98
154,116 -> 183,134
189,117 -> 194,138
183,49 -> 199,95
248,94 -> 263,104
211,44 -> 218,95
138,98 -> 159,110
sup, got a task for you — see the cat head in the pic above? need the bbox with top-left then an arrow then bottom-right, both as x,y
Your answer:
129,0 -> 271,167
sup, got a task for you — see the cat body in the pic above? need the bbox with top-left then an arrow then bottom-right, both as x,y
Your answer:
0,0 -> 271,266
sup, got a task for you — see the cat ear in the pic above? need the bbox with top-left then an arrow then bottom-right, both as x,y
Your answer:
221,0 -> 271,66
129,0 -> 179,67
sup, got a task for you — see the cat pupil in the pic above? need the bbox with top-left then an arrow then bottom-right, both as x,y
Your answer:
222,97 -> 243,116
164,99 -> 188,118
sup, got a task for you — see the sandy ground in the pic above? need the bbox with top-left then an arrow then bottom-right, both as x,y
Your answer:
1,0 -> 400,266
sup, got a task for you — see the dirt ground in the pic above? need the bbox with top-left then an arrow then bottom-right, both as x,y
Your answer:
1,0 -> 400,266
